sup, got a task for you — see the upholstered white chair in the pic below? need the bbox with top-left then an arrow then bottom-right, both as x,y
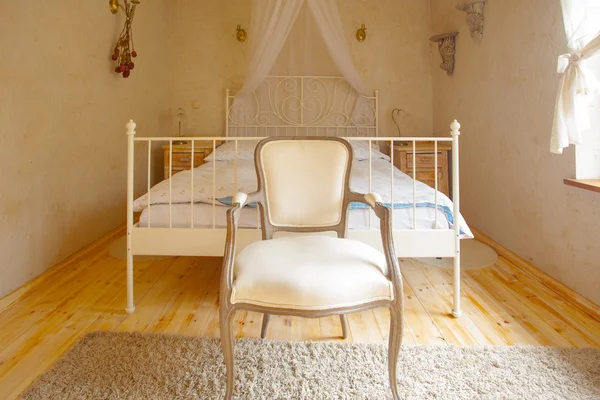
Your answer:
219,137 -> 404,400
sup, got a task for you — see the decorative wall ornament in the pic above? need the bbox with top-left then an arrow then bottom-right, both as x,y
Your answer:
236,25 -> 247,42
456,0 -> 486,43
430,32 -> 458,76
356,24 -> 367,42
109,0 -> 140,79
391,108 -> 407,144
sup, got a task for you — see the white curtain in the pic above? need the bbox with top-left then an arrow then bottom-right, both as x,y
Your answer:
550,0 -> 600,154
236,0 -> 304,97
236,0 -> 369,99
307,0 -> 369,96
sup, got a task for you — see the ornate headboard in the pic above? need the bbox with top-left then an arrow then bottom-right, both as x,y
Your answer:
226,76 -> 378,137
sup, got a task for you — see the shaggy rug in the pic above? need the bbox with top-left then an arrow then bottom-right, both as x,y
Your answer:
21,332 -> 600,400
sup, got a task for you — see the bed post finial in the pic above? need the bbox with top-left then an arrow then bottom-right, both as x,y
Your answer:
126,119 -> 137,136
450,119 -> 461,136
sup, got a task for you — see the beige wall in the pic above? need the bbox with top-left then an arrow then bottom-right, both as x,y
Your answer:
168,0 -> 433,137
5,1 -> 597,306
0,1 -> 172,298
0,1 -> 433,300
431,0 -> 600,304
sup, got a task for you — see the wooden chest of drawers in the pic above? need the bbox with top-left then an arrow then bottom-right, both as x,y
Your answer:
393,141 -> 452,197
162,141 -> 218,179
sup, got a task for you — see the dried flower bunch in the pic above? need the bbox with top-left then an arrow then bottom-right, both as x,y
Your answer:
111,0 -> 140,79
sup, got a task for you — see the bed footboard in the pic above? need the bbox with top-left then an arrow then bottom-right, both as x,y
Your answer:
125,121 -> 463,318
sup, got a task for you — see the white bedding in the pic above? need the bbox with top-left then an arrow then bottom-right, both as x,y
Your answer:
134,157 -> 472,237
139,202 -> 452,230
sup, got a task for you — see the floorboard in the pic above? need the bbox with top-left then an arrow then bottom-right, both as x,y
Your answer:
1,236 -> 599,399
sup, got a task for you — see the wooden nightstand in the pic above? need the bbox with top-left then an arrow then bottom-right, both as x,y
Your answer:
393,141 -> 452,197
162,141 -> 218,179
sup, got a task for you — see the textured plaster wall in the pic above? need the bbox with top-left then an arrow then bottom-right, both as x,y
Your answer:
5,1 -> 597,306
0,1 -> 172,298
168,0 -> 433,137
0,1 -> 433,300
430,0 -> 600,304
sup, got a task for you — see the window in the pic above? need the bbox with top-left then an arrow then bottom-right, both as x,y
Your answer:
551,1 -> 600,157
575,51 -> 600,179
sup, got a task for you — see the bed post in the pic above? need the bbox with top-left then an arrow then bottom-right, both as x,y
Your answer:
375,89 -> 379,137
225,88 -> 230,137
450,120 -> 462,318
125,119 -> 136,314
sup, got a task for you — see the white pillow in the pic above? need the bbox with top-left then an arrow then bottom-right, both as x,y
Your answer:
351,141 -> 391,162
204,139 -> 390,162
204,140 -> 259,162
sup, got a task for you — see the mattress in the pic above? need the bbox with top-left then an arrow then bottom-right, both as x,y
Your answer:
133,153 -> 473,238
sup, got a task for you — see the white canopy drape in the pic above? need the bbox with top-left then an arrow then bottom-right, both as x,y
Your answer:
550,0 -> 600,154
236,0 -> 369,98
306,0 -> 369,96
236,0 -> 304,97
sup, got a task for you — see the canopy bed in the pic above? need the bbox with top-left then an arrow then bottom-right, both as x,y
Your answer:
125,76 -> 470,318
124,0 -> 471,329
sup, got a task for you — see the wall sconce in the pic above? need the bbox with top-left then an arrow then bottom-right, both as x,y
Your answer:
173,108 -> 187,145
236,25 -> 247,42
356,24 -> 367,43
109,0 -> 119,14
456,0 -> 487,43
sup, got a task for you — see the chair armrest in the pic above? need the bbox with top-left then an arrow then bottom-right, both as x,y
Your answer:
233,192 -> 248,207
222,191 -> 260,294
364,192 -> 383,209
350,191 -> 385,215
348,191 -> 403,300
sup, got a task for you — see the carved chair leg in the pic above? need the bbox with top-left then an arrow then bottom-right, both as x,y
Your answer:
388,305 -> 403,400
220,308 -> 235,400
260,313 -> 271,339
339,314 -> 349,339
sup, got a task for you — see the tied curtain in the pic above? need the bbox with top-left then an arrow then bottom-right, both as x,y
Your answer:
236,0 -> 369,99
550,0 -> 600,154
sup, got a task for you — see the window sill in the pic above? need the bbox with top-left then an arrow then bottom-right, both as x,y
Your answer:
564,178 -> 600,193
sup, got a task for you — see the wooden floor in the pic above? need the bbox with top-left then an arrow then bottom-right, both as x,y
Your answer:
1,228 -> 600,399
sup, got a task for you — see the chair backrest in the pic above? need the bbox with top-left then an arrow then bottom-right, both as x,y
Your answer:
254,137 -> 353,238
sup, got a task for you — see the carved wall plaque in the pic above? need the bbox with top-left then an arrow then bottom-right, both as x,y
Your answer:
456,0 -> 486,43
430,32 -> 458,76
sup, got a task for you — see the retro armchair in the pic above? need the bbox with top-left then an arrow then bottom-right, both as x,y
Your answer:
219,137 -> 404,399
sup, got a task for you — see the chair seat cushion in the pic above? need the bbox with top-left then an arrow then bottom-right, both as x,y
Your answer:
231,235 -> 393,310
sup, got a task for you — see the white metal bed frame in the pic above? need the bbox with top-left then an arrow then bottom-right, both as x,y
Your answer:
125,76 -> 463,318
